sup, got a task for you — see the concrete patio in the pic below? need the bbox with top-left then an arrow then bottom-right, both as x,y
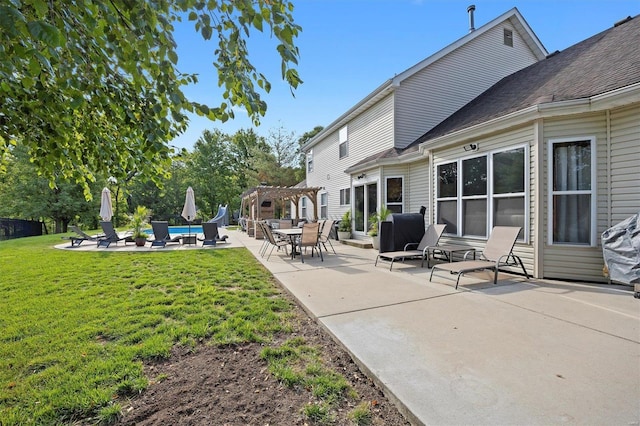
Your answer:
234,229 -> 639,425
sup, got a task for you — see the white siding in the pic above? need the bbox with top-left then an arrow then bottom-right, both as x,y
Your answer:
431,125 -> 536,276
394,22 -> 539,148
407,160 -> 430,218
306,94 -> 395,221
609,105 -> 640,223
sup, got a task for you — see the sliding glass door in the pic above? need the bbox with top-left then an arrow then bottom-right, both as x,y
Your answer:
354,183 -> 377,233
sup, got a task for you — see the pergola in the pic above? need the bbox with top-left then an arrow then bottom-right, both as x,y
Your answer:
239,184 -> 323,221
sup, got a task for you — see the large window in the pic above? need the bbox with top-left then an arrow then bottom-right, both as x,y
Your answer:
548,138 -> 595,245
339,188 -> 350,205
462,156 -> 487,237
339,126 -> 348,159
320,192 -> 328,219
436,145 -> 528,240
386,177 -> 403,213
436,162 -> 458,234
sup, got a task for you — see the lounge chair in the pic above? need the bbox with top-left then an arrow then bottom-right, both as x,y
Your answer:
429,226 -> 529,288
97,221 -> 132,248
375,224 -> 447,271
318,220 -> 336,255
63,225 -> 99,247
150,221 -> 182,248
198,222 -> 229,246
297,222 -> 323,263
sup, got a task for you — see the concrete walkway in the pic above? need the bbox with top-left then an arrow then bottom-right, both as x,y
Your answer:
234,229 -> 640,425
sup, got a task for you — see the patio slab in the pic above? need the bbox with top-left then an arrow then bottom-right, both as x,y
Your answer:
234,229 -> 640,425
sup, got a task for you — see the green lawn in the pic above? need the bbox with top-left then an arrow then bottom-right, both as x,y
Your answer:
0,234 -> 294,424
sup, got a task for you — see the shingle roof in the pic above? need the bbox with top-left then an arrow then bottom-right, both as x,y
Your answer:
411,15 -> 640,147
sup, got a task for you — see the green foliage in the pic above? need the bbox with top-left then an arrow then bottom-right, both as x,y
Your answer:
0,235 -> 292,424
368,205 -> 392,237
338,210 -> 352,232
349,402 -> 373,425
129,205 -> 150,238
261,337 -> 351,423
0,0 -> 302,197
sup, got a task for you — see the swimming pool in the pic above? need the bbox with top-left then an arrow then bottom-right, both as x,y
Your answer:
143,225 -> 203,236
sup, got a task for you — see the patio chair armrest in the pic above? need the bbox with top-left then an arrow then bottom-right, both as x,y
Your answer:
403,242 -> 419,250
463,250 -> 476,260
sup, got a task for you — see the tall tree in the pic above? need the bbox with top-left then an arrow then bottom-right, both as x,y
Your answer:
188,129 -> 241,218
0,0 -> 302,197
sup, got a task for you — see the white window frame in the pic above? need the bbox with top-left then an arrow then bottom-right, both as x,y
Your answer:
547,137 -> 597,246
320,192 -> 328,219
339,125 -> 348,159
300,196 -> 308,219
385,176 -> 404,214
461,154 -> 488,238
339,188 -> 350,206
306,149 -> 313,173
435,144 -> 529,242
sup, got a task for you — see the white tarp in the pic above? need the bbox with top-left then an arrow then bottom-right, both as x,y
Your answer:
602,211 -> 640,285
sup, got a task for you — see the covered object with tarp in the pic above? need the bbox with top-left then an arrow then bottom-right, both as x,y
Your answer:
602,211 -> 640,285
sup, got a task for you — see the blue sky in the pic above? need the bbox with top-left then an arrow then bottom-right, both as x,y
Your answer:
170,0 -> 639,150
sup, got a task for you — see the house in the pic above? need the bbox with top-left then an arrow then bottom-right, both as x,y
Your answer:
301,7 -> 640,283
401,13 -> 640,283
300,7 -> 547,237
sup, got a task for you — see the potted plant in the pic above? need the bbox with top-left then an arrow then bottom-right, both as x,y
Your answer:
130,205 -> 150,246
368,205 -> 392,250
337,210 -> 352,241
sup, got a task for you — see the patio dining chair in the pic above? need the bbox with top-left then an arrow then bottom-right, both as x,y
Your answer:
297,222 -> 323,263
261,222 -> 290,260
429,226 -> 529,288
318,219 -> 336,254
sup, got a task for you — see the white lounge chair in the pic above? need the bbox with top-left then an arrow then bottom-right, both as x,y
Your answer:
429,226 -> 529,288
375,224 -> 447,271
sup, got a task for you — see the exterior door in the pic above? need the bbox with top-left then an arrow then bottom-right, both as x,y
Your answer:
354,183 -> 377,233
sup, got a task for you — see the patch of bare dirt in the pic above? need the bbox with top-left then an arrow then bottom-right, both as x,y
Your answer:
117,307 -> 411,425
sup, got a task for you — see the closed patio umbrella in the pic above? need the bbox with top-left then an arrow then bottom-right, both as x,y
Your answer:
99,187 -> 113,221
181,186 -> 197,243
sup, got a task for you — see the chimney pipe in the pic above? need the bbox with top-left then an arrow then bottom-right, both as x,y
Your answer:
467,5 -> 476,32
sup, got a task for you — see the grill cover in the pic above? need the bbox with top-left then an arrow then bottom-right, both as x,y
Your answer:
602,212 -> 640,285
379,213 -> 425,253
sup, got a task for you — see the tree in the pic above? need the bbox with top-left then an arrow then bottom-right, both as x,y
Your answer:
0,146 -> 100,232
297,125 -> 323,180
0,0 -> 302,197
188,129 -> 242,218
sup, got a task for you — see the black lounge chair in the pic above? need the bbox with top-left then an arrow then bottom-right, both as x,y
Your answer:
150,221 -> 182,248
63,225 -> 99,247
198,222 -> 229,246
97,221 -> 131,248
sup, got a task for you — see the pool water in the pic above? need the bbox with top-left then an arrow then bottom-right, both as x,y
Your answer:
143,225 -> 204,236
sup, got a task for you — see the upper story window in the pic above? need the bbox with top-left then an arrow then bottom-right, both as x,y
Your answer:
548,138 -> 596,246
503,28 -> 513,47
306,149 -> 313,173
339,125 -> 348,159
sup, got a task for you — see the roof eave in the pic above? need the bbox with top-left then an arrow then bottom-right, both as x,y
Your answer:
344,149 -> 428,175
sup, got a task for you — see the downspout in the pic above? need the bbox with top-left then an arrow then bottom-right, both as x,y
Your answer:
606,110 -> 612,228
533,119 -> 544,279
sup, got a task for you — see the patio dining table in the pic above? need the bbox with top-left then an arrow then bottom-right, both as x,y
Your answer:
272,228 -> 302,259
